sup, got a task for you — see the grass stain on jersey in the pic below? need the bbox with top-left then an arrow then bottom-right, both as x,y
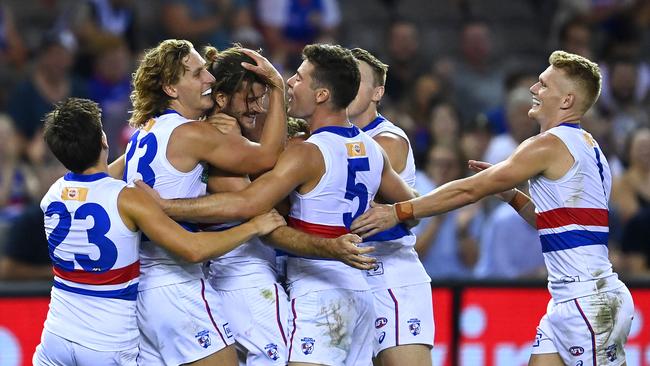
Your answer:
261,288 -> 274,301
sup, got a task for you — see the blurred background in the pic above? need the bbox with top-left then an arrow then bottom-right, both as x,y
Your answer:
0,0 -> 649,365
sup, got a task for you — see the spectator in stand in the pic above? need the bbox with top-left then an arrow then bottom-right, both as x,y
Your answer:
599,58 -> 650,155
474,189 -> 546,279
7,30 -> 87,153
557,17 -> 593,59
382,19 -> 427,105
412,144 -> 483,279
452,19 -> 505,126
161,0 -> 252,51
86,35 -> 132,160
0,3 -> 27,110
73,0 -> 137,50
611,128 -> 650,224
483,86 -> 540,165
0,204 -> 52,280
257,0 -> 341,72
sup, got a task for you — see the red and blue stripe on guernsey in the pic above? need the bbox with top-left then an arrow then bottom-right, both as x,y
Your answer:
52,261 -> 139,300
536,207 -> 608,253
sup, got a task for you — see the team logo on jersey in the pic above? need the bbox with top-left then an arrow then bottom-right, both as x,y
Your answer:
346,142 -> 366,157
195,330 -> 211,348
606,344 -> 618,361
378,331 -> 386,344
533,331 -> 542,347
375,317 -> 388,329
61,187 -> 88,201
408,318 -> 421,336
264,343 -> 280,361
569,346 -> 584,356
576,361 -> 583,366
366,261 -> 384,276
301,337 -> 315,355
223,323 -> 233,338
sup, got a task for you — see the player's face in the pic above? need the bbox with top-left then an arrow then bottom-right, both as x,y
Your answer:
347,61 -> 377,119
171,49 -> 216,119
223,81 -> 268,130
287,60 -> 318,119
528,66 -> 565,123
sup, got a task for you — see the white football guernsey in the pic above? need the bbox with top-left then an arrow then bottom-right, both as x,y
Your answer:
41,172 -> 139,351
361,115 -> 430,289
286,124 -> 383,298
529,123 -> 624,302
123,110 -> 206,290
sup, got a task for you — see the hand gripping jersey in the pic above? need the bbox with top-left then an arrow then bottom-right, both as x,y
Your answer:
361,115 -> 430,289
123,110 -> 206,290
41,172 -> 139,351
286,125 -> 382,298
529,123 -> 624,302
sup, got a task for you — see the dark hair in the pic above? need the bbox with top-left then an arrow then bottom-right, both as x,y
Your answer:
351,47 -> 389,87
43,98 -> 103,173
302,44 -> 360,109
203,44 -> 269,114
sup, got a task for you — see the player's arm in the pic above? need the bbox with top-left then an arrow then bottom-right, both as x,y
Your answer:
118,186 -> 286,263
352,133 -> 560,237
467,161 -> 536,227
373,132 -> 409,175
145,142 -> 320,222
265,228 -> 376,270
108,154 -> 125,179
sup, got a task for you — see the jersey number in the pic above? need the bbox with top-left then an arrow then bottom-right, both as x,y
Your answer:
342,157 -> 370,228
45,202 -> 118,272
123,130 -> 158,187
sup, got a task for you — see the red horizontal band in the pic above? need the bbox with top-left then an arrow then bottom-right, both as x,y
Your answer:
53,260 -> 140,285
288,217 -> 349,238
536,207 -> 608,230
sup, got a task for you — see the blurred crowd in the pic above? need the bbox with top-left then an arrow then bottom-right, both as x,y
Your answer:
0,0 -> 649,281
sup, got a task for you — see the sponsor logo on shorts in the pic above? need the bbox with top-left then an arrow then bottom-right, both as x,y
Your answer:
195,330 -> 211,349
223,323 -> 233,338
301,337 -> 315,355
375,317 -> 388,329
606,344 -> 618,362
265,343 -> 280,361
378,331 -> 386,344
366,261 -> 384,276
569,346 -> 584,356
408,318 -> 421,336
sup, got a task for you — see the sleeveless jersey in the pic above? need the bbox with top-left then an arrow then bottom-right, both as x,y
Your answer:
286,125 -> 382,298
123,110 -> 206,290
202,221 -> 278,291
529,123 -> 623,302
41,172 -> 139,351
361,114 -> 416,186
361,115 -> 430,288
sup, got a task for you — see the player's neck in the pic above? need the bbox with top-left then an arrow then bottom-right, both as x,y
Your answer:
168,101 -> 203,121
349,108 -> 379,129
80,162 -> 108,176
308,107 -> 351,132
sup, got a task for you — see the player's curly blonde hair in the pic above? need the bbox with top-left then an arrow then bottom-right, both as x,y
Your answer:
549,50 -> 602,113
129,39 -> 194,128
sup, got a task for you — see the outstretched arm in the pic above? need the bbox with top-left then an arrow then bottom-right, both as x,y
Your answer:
352,133 -> 560,237
140,142 -> 321,222
467,160 -> 537,227
118,186 -> 286,263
